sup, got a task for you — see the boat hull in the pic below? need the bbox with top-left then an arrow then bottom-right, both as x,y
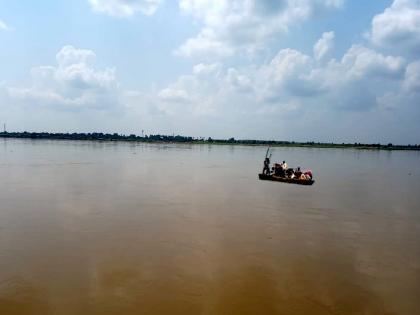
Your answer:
258,173 -> 315,185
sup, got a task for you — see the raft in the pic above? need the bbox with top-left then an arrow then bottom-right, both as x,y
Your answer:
258,173 -> 315,186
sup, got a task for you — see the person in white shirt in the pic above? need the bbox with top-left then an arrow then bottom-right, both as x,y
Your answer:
281,161 -> 288,170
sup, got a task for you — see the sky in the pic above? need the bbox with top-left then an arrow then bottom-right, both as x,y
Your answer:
0,0 -> 419,144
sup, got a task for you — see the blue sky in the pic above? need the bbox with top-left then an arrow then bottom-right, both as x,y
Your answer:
1,0 -> 419,144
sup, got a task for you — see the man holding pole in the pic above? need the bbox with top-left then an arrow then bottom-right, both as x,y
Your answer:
263,148 -> 271,175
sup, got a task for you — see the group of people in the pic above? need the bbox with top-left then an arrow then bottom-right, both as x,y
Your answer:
263,157 -> 312,180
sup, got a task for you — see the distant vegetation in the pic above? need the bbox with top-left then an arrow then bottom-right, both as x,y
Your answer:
0,131 -> 419,150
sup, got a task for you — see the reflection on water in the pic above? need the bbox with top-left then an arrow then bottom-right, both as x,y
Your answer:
1,139 -> 419,315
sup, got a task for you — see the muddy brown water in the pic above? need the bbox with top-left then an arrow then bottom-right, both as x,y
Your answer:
0,139 -> 419,315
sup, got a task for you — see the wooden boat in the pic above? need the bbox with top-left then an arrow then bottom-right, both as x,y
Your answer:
258,173 -> 315,186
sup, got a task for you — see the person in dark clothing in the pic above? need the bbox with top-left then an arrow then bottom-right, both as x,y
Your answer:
286,168 -> 295,178
273,163 -> 285,177
263,157 -> 271,175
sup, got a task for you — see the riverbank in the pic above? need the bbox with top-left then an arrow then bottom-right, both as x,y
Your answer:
1,131 -> 419,151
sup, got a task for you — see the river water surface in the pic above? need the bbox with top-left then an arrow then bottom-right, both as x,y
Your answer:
0,139 -> 419,315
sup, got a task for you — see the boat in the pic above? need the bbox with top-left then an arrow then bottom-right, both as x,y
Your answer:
258,173 -> 315,186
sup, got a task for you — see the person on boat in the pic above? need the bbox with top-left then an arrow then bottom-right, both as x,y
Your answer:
285,167 -> 294,178
304,170 -> 313,179
263,157 -> 271,175
294,167 -> 302,178
280,161 -> 287,170
273,163 -> 284,176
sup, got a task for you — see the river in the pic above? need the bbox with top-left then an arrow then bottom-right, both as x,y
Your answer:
1,139 -> 419,315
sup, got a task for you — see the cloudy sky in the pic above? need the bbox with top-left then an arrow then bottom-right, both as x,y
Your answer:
0,0 -> 419,144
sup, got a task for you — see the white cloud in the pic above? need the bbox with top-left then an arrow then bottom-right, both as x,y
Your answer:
226,68 -> 252,92
7,45 -> 120,109
88,0 -> 162,17
309,45 -> 405,109
167,41 -> 409,117
177,0 -> 344,58
0,19 -> 12,31
157,64 -> 248,116
192,62 -> 221,75
260,48 -> 323,100
175,28 -> 234,58
371,0 -> 420,53
338,45 -> 405,80
56,45 -> 96,66
403,60 -> 420,92
158,88 -> 190,103
314,31 -> 334,60
264,42 -> 404,98
266,48 -> 312,82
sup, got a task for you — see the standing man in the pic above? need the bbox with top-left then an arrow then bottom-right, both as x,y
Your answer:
263,156 -> 271,175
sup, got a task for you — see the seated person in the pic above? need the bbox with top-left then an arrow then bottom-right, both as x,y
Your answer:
299,173 -> 308,180
304,170 -> 313,179
294,167 -> 302,178
274,163 -> 285,177
281,161 -> 288,170
285,168 -> 294,178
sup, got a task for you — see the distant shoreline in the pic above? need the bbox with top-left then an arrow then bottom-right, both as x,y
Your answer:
1,131 -> 419,151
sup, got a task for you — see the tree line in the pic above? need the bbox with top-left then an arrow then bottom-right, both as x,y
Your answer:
0,131 -> 419,150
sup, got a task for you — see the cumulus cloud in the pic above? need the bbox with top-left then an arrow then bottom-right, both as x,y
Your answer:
250,41 -> 412,114
175,28 -> 234,58
56,45 -> 96,66
314,31 -> 334,60
176,0 -> 344,58
156,64 -> 253,116
226,68 -> 253,92
88,0 -> 162,17
7,45 -> 120,109
371,0 -> 420,53
260,48 -> 320,100
164,36 -> 410,120
174,0 -> 413,116
338,45 -> 405,80
403,60 -> 420,92
310,45 -> 405,109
